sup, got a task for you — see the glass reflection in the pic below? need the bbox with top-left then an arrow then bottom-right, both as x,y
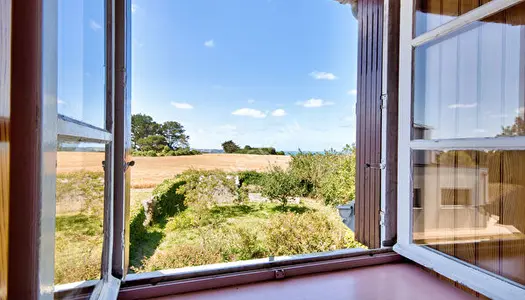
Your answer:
58,0 -> 106,128
413,150 -> 525,284
415,0 -> 491,36
413,3 -> 525,140
55,142 -> 105,284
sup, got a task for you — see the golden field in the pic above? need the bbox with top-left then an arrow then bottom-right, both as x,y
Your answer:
57,152 -> 291,188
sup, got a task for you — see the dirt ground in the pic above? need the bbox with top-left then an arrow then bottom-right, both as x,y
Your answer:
57,152 -> 291,188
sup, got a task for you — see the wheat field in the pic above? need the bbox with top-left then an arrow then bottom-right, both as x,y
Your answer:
57,152 -> 291,188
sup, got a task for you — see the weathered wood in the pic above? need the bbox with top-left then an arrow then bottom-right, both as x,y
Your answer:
355,0 -> 383,249
0,0 -> 11,298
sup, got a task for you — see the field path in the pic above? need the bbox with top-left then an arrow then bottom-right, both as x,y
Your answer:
57,152 -> 291,188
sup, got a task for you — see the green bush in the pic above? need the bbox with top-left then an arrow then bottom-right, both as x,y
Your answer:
150,177 -> 187,224
264,212 -> 362,256
288,146 -> 356,205
260,166 -> 301,207
131,148 -> 201,157
237,170 -> 265,186
178,170 -> 242,209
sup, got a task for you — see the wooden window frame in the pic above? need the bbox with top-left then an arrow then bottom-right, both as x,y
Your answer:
395,0 -> 525,298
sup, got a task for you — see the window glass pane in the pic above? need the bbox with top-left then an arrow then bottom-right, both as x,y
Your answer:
413,3 -> 525,140
415,0 -> 491,36
129,0 -> 362,274
55,142 -> 106,285
58,0 -> 106,128
413,150 -> 525,285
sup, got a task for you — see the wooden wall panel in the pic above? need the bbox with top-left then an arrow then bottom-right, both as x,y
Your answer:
0,0 -> 10,298
355,0 -> 384,249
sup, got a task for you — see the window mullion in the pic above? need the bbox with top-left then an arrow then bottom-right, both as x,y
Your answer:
409,136 -> 525,150
412,0 -> 524,48
57,114 -> 112,144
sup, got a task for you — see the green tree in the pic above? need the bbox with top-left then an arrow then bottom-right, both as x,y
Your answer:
222,140 -> 240,153
131,114 -> 161,149
161,121 -> 189,149
260,166 -> 300,208
500,116 -> 525,137
136,135 -> 169,152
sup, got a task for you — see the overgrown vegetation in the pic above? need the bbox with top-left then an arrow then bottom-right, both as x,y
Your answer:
55,171 -> 105,284
288,145 -> 356,205
55,147 -> 360,284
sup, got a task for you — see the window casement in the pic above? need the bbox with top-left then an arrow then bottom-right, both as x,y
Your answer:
396,0 -> 525,298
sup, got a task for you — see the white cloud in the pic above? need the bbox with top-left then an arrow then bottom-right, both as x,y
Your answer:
348,89 -> 357,95
57,98 -> 66,105
448,103 -> 477,109
89,20 -> 102,31
271,109 -> 287,117
232,108 -> 267,118
309,71 -> 337,80
247,99 -> 256,104
204,39 -> 215,48
171,102 -> 194,109
131,4 -> 139,13
296,98 -> 335,108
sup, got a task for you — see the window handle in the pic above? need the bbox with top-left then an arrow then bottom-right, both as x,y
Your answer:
125,160 -> 135,171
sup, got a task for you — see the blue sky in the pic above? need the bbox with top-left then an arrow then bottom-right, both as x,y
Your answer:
57,0 -> 359,151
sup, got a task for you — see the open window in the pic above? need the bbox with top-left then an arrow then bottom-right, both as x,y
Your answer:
396,0 -> 525,298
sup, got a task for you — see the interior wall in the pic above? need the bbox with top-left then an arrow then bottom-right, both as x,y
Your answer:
0,0 -> 11,298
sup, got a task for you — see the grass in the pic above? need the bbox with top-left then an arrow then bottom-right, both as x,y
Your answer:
55,168 -> 363,284
129,198 -> 361,273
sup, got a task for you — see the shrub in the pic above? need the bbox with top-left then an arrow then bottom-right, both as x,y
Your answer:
288,146 -> 356,205
260,166 -> 301,207
178,170 -> 241,209
146,150 -> 157,157
264,211 -> 362,256
237,170 -> 265,186
150,177 -> 187,224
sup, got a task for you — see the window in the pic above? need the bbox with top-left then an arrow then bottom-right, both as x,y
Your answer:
397,0 -> 525,298
127,0 -> 361,276
44,0 -> 122,297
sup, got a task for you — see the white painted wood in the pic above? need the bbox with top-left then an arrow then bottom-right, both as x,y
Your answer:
41,0 -> 58,298
396,0 -> 525,298
394,244 -> 525,300
412,0 -> 524,47
397,0 -> 414,246
380,0 -> 389,246
57,115 -> 113,143
410,136 -> 525,150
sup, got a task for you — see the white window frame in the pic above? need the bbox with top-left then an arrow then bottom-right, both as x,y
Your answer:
395,0 -> 525,299
42,0 -> 122,299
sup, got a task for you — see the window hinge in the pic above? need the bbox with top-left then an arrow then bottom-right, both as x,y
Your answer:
380,94 -> 387,110
379,210 -> 385,226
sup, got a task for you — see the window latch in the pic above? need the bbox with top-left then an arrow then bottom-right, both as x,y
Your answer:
365,162 -> 385,170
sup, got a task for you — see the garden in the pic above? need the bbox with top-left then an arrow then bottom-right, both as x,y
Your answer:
54,147 -> 363,284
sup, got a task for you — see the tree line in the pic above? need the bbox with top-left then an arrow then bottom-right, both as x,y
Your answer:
221,140 -> 285,155
132,114 -> 200,156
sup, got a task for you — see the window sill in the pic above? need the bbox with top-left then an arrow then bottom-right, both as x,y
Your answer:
119,248 -> 401,299
393,243 -> 525,299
